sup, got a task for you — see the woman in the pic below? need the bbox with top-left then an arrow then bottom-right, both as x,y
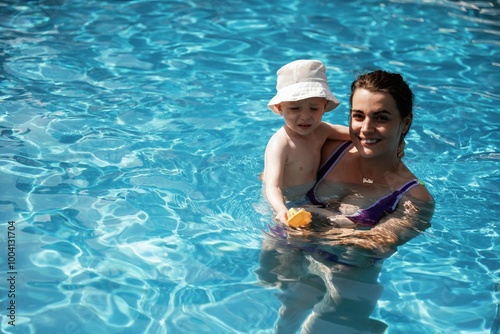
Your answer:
257,70 -> 435,334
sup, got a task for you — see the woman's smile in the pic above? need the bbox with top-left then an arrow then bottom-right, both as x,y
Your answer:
359,138 -> 380,145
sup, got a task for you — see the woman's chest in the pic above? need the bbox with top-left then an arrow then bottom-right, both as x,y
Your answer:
315,181 -> 393,213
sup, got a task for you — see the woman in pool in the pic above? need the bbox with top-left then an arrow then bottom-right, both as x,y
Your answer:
257,70 -> 435,333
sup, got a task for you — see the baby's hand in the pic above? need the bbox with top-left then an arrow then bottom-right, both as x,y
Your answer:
275,210 -> 289,225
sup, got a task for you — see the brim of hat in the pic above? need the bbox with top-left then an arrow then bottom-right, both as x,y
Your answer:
268,81 -> 340,114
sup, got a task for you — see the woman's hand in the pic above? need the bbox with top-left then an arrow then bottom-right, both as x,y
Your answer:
305,227 -> 398,259
327,229 -> 398,256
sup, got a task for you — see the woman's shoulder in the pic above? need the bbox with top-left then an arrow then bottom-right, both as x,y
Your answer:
408,180 -> 434,203
409,184 -> 434,204
393,163 -> 432,203
320,140 -> 354,169
394,164 -> 434,203
321,139 -> 353,155
401,180 -> 435,228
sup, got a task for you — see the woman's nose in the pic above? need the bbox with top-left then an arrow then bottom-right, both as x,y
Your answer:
361,118 -> 374,132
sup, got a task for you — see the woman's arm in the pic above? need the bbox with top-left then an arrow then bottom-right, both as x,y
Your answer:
315,197 -> 434,258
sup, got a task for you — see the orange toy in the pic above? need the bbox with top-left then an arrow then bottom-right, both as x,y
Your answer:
287,208 -> 312,228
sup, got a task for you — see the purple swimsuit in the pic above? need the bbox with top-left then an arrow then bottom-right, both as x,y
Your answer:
307,141 -> 421,226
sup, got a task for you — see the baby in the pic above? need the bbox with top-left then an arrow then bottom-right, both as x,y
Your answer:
262,60 -> 349,225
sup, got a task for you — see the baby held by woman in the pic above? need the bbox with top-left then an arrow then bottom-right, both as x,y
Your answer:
262,60 -> 349,225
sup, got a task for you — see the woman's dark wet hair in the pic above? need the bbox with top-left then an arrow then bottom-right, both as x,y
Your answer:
350,70 -> 414,137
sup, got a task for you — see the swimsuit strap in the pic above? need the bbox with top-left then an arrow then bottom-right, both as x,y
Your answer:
307,141 -> 353,207
317,141 -> 353,180
346,179 -> 422,226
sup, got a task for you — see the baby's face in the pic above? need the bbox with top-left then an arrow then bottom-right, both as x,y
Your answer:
278,97 -> 328,135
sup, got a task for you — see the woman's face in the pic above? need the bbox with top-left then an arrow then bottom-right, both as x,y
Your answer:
350,88 -> 411,159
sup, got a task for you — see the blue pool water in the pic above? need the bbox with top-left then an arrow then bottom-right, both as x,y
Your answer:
0,0 -> 499,333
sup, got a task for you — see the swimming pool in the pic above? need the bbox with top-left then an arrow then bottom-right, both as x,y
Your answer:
0,0 -> 499,332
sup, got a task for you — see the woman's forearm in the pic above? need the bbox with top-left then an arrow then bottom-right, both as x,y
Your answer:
298,199 -> 433,258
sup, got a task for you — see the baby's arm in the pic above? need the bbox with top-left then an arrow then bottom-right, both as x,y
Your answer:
322,122 -> 350,141
262,133 -> 290,224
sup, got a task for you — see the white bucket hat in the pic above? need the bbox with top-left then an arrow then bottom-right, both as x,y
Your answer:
268,59 -> 340,114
